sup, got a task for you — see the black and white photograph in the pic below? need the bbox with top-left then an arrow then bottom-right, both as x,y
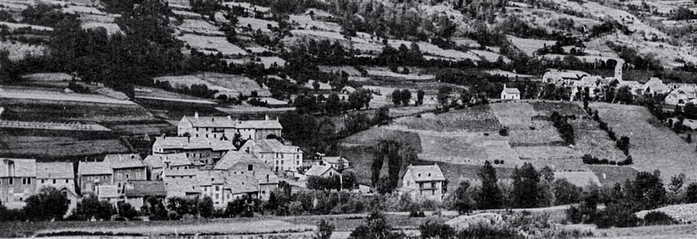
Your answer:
1,0 -> 697,238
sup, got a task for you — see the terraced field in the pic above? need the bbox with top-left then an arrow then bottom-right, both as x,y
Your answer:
393,105 -> 501,132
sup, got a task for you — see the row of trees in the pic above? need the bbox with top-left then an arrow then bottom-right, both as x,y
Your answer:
566,170 -> 672,228
292,89 -> 372,115
451,161 -> 584,213
550,112 -> 575,145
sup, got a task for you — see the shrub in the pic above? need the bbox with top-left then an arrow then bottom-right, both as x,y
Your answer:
71,195 -> 115,221
316,219 -> 335,239
499,127 -> 509,136
117,202 -> 138,220
24,187 -> 70,221
643,211 -> 676,226
409,204 -> 425,217
198,196 -> 214,218
685,183 -> 697,203
419,220 -> 455,239
595,203 -> 640,228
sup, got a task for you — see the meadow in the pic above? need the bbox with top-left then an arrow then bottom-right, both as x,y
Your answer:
591,102 -> 697,182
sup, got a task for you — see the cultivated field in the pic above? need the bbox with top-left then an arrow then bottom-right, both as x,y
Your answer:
591,102 -> 697,182
393,105 -> 501,132
153,73 -> 270,98
0,134 -> 130,159
178,34 -> 248,56
238,17 -> 278,32
134,87 -> 217,105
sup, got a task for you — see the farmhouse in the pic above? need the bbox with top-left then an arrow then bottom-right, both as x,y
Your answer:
152,135 -> 235,167
0,158 -> 36,208
500,84 -> 521,100
78,161 -> 112,195
665,89 -> 696,106
36,162 -> 77,197
642,77 -> 669,95
542,69 -> 590,85
198,170 -> 260,208
163,168 -> 201,198
124,180 -> 167,209
400,164 -> 447,202
305,164 -> 339,178
240,139 -> 303,173
177,113 -> 283,141
103,154 -> 148,194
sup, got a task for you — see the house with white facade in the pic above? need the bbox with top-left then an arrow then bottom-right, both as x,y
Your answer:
152,136 -> 235,167
177,113 -> 282,141
500,84 -> 520,100
0,158 -> 36,208
240,139 -> 303,173
400,164 -> 447,202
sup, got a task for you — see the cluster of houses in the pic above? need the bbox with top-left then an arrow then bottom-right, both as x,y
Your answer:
535,67 -> 696,107
0,112 -> 452,214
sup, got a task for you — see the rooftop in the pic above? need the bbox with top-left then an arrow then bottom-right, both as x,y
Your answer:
125,180 -> 167,197
305,164 -> 335,177
251,139 -> 300,153
214,150 -> 260,170
405,164 -> 446,182
0,158 -> 36,177
153,136 -> 235,151
78,161 -> 112,175
502,87 -> 520,94
104,154 -> 146,169
36,162 -> 73,179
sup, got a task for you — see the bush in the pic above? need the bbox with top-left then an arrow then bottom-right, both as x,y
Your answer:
117,202 -> 138,220
24,187 -> 70,221
198,196 -> 214,218
499,127 -> 509,136
685,183 -> 697,203
595,203 -> 640,228
408,204 -> 425,217
71,195 -> 115,221
316,219 -> 335,239
419,220 -> 456,239
643,211 -> 676,226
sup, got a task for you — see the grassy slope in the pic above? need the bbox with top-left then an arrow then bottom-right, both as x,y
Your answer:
591,102 -> 697,183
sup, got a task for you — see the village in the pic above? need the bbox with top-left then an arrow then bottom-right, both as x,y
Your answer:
2,0 -> 697,238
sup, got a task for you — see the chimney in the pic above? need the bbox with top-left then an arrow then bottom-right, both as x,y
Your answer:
195,112 -> 199,119
503,84 -> 507,89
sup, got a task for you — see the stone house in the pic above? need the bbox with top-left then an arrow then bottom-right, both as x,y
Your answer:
152,136 -> 235,166
400,164 -> 447,202
177,113 -> 282,141
0,158 -> 36,208
240,139 -> 303,173
214,151 -> 279,200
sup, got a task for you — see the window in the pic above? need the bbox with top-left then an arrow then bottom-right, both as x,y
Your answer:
215,186 -> 220,191
65,179 -> 69,183
248,164 -> 253,171
53,179 -> 56,184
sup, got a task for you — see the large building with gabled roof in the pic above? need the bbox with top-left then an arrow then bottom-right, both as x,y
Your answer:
152,135 -> 235,166
177,113 -> 282,142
